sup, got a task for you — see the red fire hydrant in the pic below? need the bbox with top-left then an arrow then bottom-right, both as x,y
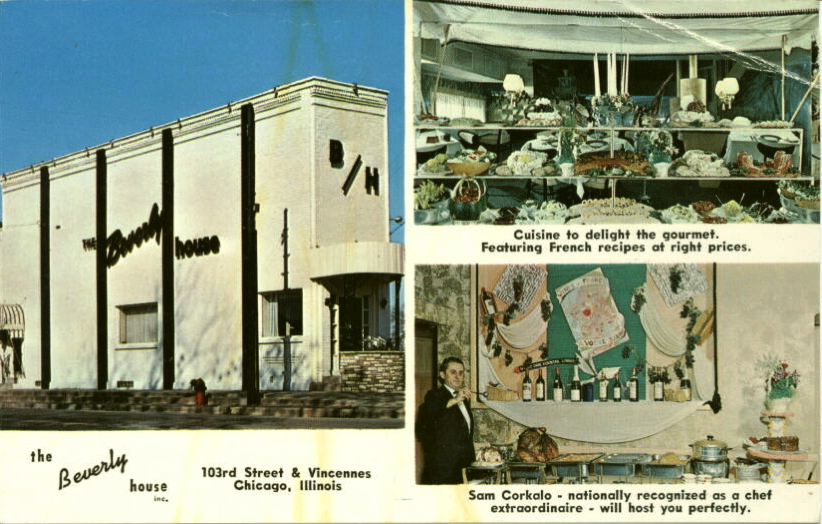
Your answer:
190,378 -> 208,406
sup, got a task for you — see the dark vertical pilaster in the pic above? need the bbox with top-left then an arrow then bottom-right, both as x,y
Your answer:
39,166 -> 51,389
162,129 -> 175,389
96,149 -> 108,390
240,103 -> 260,404
394,278 -> 401,351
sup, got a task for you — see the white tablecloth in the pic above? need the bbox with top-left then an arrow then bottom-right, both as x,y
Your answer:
485,399 -> 703,443
723,129 -> 800,166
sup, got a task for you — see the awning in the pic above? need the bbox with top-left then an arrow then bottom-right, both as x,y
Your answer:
0,304 -> 25,339
415,0 -> 818,55
309,242 -> 404,280
309,242 -> 404,295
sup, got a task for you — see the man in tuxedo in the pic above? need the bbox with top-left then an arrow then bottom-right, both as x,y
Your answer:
416,356 -> 475,484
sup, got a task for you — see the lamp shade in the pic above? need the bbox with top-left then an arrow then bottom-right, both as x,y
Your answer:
503,74 -> 525,93
715,77 -> 740,96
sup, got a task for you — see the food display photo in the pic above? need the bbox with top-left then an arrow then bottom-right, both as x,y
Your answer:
411,1 -> 819,225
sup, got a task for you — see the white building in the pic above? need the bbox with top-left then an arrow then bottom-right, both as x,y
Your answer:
0,77 -> 404,396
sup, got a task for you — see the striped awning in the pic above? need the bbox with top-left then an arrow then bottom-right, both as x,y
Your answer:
0,304 -> 25,339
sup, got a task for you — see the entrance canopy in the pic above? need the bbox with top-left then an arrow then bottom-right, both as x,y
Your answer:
309,241 -> 404,296
414,0 -> 818,55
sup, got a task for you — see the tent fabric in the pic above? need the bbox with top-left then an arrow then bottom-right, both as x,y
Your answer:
414,0 -> 818,55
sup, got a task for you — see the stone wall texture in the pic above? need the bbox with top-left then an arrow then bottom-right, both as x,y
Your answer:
341,351 -> 404,393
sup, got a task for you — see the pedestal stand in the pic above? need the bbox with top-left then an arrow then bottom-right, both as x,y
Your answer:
747,412 -> 807,483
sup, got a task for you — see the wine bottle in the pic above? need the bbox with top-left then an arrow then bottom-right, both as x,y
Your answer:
480,287 -> 496,315
552,367 -> 563,402
653,367 -> 665,401
522,371 -> 532,402
598,371 -> 608,402
612,371 -> 622,402
535,368 -> 546,401
628,367 -> 639,402
570,365 -> 582,402
680,366 -> 692,401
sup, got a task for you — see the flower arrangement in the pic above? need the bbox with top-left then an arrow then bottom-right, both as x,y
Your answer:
648,130 -> 678,157
591,93 -> 634,112
767,362 -> 799,400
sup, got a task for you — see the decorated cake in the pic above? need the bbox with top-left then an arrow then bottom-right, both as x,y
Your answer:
766,436 -> 800,452
574,150 -> 652,177
507,150 -> 547,175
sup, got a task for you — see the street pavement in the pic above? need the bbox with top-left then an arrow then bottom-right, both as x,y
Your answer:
0,408 -> 404,430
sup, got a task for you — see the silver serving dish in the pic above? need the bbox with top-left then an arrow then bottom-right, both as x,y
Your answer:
592,453 -> 652,477
641,455 -> 690,478
546,453 -> 603,478
691,458 -> 729,478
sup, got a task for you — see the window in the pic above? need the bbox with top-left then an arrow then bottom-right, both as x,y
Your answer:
361,295 -> 371,338
261,289 -> 303,337
435,92 -> 486,121
118,303 -> 158,344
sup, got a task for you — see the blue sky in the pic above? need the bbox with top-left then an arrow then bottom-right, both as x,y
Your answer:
0,0 -> 405,235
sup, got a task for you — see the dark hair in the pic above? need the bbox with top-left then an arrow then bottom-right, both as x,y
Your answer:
439,356 -> 465,374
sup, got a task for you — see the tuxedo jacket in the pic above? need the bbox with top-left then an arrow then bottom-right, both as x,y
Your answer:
416,385 -> 475,484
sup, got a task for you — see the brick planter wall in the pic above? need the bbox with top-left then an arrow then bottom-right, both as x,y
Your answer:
340,351 -> 404,393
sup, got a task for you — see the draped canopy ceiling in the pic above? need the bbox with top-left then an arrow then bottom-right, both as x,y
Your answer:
414,0 -> 818,56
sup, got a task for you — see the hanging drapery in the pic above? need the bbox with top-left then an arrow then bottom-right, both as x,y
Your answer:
639,264 -> 715,402
494,297 -> 551,349
484,399 -> 703,443
477,264 -> 715,443
415,2 -> 817,55
476,265 -> 549,401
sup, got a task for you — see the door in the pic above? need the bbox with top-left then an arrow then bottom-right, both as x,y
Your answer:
339,296 -> 364,352
414,319 -> 438,483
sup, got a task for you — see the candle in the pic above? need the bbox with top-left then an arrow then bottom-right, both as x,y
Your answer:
624,53 -> 629,94
608,53 -> 617,96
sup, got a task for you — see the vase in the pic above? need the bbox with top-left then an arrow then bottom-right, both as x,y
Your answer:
764,397 -> 793,413
654,162 -> 671,178
414,199 -> 450,225
648,149 -> 672,165
601,110 -> 619,128
557,148 -> 575,165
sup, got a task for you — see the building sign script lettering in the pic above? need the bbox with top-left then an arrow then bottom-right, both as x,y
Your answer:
83,203 -> 221,266
106,203 -> 163,267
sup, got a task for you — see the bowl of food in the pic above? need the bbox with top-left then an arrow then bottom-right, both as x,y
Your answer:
447,146 -> 496,177
757,134 -> 797,158
447,161 -> 491,177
